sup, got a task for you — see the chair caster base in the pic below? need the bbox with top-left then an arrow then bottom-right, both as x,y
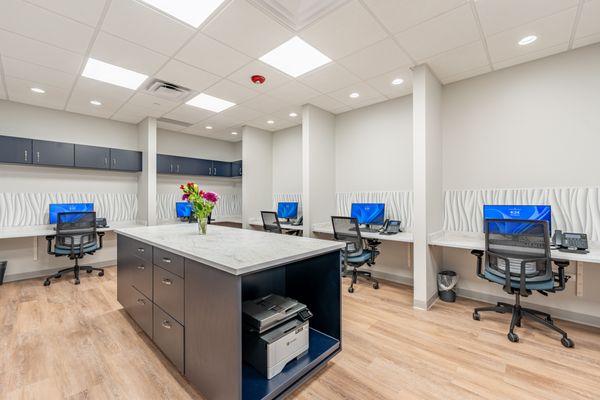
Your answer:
98,271 -> 104,277
508,332 -> 519,343
74,279 -> 80,285
43,279 -> 51,286
348,286 -> 354,293
473,312 -> 480,321
86,269 -> 92,274
561,337 -> 574,348
373,282 -> 379,289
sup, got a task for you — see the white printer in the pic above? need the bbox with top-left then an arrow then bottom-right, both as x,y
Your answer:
242,294 -> 313,379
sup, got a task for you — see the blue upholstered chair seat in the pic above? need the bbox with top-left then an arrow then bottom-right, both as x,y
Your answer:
54,243 -> 99,255
484,270 -> 554,290
345,250 -> 374,264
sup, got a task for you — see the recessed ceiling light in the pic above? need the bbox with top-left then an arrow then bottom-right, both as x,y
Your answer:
231,131 -> 238,135
289,112 -> 298,117
82,58 -> 148,90
391,78 -> 404,86
349,92 -> 360,99
518,35 -> 538,46
90,100 -> 102,106
259,36 -> 332,78
30,87 -> 45,94
140,0 -> 225,28
267,120 -> 275,124
186,93 -> 236,113
205,126 -> 213,130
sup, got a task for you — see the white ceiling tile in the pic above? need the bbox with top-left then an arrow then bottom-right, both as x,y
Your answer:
267,81 -> 320,104
25,0 -> 107,26
111,108 -> 147,124
200,114 -> 240,130
0,29 -> 83,74
66,93 -> 126,119
440,65 -> 492,85
299,62 -> 361,94
2,57 -> 77,89
156,120 -> 186,131
90,32 -> 168,76
272,106 -> 303,121
425,41 -> 489,79
395,4 -> 480,61
155,60 -> 221,92
0,0 -> 94,53
216,105 -> 262,124
492,43 -> 568,71
117,101 -> 166,118
204,79 -> 259,104
71,76 -> 134,103
338,38 -> 412,79
300,0 -> 388,59
242,94 -> 288,114
162,104 -> 214,124
5,75 -> 70,110
125,92 -> 179,115
366,67 -> 413,99
476,0 -> 578,36
182,122 -> 229,135
348,94 -> 387,109
306,94 -> 347,113
575,0 -> 600,39
486,8 -> 576,63
246,116 -> 282,131
227,60 -> 291,93
327,81 -> 382,106
332,105 -> 352,114
102,0 -> 195,56
573,33 -> 600,49
362,0 -> 467,34
203,0 -> 294,58
176,32 -> 251,77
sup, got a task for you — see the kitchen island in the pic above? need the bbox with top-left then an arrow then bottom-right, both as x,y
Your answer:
115,224 -> 343,400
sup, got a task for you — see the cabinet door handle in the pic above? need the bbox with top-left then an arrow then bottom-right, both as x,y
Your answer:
137,247 -> 145,253
161,278 -> 172,285
136,265 -> 145,270
113,158 -> 117,166
24,150 -> 28,162
104,157 -> 108,166
36,151 -> 40,163
176,164 -> 180,173
161,320 -> 172,329
214,167 -> 217,175
169,164 -> 173,173
162,258 -> 172,264
136,298 -> 146,305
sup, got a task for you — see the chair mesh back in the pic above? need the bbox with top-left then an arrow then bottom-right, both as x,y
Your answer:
56,211 -> 97,251
485,219 -> 552,282
331,216 -> 363,256
261,211 -> 282,234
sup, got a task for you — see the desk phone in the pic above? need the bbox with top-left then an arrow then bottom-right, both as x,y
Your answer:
380,219 -> 401,235
552,230 -> 589,254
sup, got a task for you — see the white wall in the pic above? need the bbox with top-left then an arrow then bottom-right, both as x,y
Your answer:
272,125 -> 302,195
335,96 -> 413,192
242,126 -> 273,227
157,129 -> 241,161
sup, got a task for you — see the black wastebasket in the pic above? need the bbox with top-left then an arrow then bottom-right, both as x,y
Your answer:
0,261 -> 6,285
437,270 -> 458,302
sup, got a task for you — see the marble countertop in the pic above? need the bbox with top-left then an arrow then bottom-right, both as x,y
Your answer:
115,223 -> 344,275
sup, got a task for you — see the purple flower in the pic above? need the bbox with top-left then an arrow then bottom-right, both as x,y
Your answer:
202,191 -> 219,203
182,193 -> 190,201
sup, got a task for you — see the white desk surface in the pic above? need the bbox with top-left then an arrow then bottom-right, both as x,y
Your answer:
311,222 -> 414,243
248,218 -> 303,231
0,220 -> 144,240
429,231 -> 600,264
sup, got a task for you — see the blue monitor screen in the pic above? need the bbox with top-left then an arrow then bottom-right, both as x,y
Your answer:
176,202 -> 192,218
351,203 -> 385,225
483,205 -> 551,234
277,202 -> 298,219
49,203 -> 94,224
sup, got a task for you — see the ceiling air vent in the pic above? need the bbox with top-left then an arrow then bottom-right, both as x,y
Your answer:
145,79 -> 190,102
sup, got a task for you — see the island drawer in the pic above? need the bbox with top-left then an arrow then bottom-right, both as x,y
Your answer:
153,265 -> 184,324
124,286 -> 153,339
153,305 -> 184,373
153,248 -> 184,277
121,256 -> 153,300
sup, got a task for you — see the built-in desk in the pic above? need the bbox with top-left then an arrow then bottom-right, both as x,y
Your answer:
0,220 -> 143,240
116,224 -> 343,400
248,218 -> 303,233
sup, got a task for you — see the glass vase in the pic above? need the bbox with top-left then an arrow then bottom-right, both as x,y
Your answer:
198,217 -> 208,235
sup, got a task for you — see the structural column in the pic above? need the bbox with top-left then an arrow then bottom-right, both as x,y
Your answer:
302,104 -> 336,237
412,65 -> 444,309
137,117 -> 157,226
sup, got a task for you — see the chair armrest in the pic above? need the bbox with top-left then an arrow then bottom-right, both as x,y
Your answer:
97,232 -> 105,250
552,259 -> 570,291
45,235 -> 56,255
471,250 -> 485,278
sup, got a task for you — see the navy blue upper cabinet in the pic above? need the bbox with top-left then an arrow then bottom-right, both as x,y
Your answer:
75,144 -> 110,169
196,159 -> 213,176
156,154 -> 238,178
211,161 -> 231,177
33,140 -> 74,167
231,160 -> 242,177
110,149 -> 142,172
157,154 -> 173,174
0,135 -> 32,164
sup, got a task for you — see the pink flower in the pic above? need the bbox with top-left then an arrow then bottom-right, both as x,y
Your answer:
202,191 -> 219,203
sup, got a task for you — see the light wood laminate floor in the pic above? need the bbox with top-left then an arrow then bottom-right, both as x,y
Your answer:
1,267 -> 599,399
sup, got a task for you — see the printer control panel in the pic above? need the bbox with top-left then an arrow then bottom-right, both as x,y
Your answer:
298,308 -> 312,322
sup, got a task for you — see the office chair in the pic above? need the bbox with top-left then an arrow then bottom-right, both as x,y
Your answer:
44,211 -> 105,286
261,211 -> 300,236
471,219 -> 573,347
331,216 -> 380,293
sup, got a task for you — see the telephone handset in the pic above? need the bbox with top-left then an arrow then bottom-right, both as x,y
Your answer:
380,219 -> 401,235
552,230 -> 589,254
292,216 -> 303,226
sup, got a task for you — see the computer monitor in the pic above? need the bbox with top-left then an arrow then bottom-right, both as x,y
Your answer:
277,202 -> 298,220
49,203 -> 94,224
350,203 -> 385,226
483,205 -> 552,234
176,202 -> 192,218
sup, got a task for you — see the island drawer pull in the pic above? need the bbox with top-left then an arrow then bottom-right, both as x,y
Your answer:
162,258 -> 172,263
161,320 -> 172,329
137,265 -> 145,270
136,298 -> 146,305
161,278 -> 172,285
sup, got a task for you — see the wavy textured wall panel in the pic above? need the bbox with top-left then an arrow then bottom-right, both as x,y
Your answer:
444,187 -> 600,240
336,191 -> 413,229
0,192 -> 138,227
157,193 -> 242,221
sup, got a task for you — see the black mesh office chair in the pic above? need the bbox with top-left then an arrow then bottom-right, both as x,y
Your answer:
261,211 -> 300,235
331,216 -> 380,293
471,219 -> 573,347
44,211 -> 105,286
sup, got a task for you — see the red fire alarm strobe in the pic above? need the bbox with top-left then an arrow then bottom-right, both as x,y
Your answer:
251,75 -> 266,85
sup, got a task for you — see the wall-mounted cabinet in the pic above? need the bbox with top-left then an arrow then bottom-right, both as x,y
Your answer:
0,135 -> 142,172
231,160 -> 242,177
157,154 -> 240,178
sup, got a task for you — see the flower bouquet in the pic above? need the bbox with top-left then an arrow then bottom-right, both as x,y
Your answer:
180,182 -> 220,235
